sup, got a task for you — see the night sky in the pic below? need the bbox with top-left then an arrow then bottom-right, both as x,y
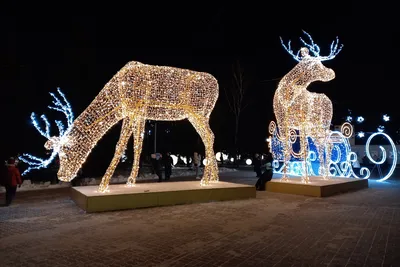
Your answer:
1,3 -> 399,168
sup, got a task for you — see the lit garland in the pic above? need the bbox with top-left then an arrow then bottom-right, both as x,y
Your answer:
269,121 -> 353,177
19,88 -> 74,175
269,125 -> 398,181
273,31 -> 342,182
53,61 -> 219,192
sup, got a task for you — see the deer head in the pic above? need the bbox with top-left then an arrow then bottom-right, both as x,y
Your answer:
19,88 -> 74,177
56,125 -> 97,182
280,30 -> 343,85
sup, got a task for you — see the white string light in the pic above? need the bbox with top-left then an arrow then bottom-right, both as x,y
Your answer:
19,88 -> 74,176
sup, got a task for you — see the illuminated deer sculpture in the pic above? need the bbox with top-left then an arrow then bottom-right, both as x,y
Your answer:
273,31 -> 343,181
35,62 -> 219,192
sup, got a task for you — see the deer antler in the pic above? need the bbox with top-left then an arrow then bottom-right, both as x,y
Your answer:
280,37 -> 302,62
48,88 -> 74,136
19,88 -> 74,176
280,30 -> 343,62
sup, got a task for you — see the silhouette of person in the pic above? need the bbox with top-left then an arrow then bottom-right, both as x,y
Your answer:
164,152 -> 173,180
4,157 -> 22,206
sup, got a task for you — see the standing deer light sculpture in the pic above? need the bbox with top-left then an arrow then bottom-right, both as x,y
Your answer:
273,31 -> 343,182
49,62 -> 219,192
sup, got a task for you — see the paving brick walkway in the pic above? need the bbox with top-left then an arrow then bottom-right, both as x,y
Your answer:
1,171 -> 400,266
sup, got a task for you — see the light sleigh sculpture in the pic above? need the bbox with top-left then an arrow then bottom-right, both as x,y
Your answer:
268,31 -> 397,182
22,62 -> 219,192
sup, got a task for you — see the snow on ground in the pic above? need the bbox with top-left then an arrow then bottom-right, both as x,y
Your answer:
0,167 -> 237,192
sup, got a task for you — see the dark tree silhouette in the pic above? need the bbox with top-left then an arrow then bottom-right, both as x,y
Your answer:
223,60 -> 251,160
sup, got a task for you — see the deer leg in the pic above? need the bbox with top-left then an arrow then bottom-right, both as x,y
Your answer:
188,114 -> 219,185
281,127 -> 290,182
316,139 -> 329,179
322,134 -> 332,180
127,118 -> 146,186
325,140 -> 333,179
98,118 -> 134,192
316,142 -> 324,177
301,131 -> 309,184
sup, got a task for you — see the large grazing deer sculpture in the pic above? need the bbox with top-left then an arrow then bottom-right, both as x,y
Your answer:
43,62 -> 219,192
274,31 -> 343,181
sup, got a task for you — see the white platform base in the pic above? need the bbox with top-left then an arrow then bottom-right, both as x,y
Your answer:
71,181 -> 256,212
266,176 -> 368,197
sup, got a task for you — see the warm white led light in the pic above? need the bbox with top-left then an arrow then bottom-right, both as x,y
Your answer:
274,31 -> 343,182
53,61 -> 219,192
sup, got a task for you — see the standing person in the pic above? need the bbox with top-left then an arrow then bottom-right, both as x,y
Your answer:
4,157 -> 22,206
153,153 -> 163,182
253,153 -> 262,177
164,152 -> 173,180
193,151 -> 200,179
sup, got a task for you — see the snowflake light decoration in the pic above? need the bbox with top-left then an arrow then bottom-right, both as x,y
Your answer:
356,116 -> 364,123
383,114 -> 390,122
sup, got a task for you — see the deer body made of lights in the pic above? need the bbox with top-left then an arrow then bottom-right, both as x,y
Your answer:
51,61 -> 219,192
272,31 -> 343,182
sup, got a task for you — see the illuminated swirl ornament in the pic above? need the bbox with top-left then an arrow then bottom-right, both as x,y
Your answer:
288,129 -> 298,143
340,122 -> 353,138
19,88 -> 74,176
268,121 -> 276,135
365,132 -> 397,181
51,61 -> 219,192
273,31 -> 342,180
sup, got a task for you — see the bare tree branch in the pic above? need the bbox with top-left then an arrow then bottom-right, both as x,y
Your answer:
223,86 -> 235,113
224,60 -> 251,150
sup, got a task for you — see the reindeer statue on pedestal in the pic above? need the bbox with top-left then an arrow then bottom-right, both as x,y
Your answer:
21,62 -> 219,192
272,31 -> 343,182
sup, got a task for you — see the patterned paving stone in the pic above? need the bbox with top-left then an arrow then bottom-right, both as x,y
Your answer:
1,171 -> 400,266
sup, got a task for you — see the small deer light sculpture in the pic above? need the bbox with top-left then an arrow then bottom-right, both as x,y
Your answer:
273,30 -> 343,181
39,62 -> 219,192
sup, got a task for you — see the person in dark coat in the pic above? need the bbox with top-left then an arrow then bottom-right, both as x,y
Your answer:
4,157 -> 22,206
151,153 -> 163,182
253,153 -> 262,177
164,152 -> 173,180
255,152 -> 273,191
